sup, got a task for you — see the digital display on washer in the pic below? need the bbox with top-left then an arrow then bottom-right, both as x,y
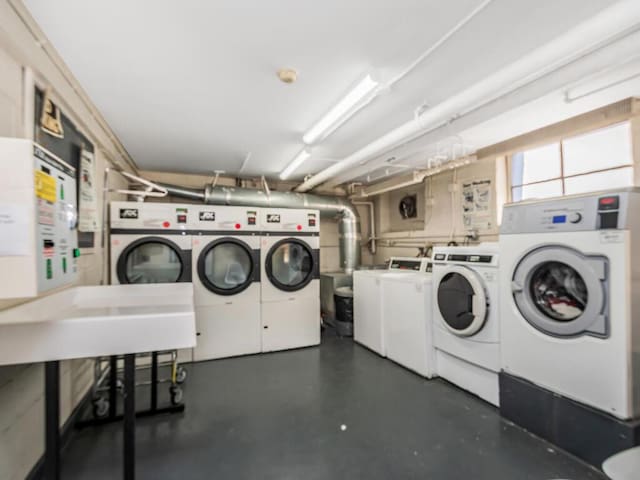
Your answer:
552,215 -> 566,224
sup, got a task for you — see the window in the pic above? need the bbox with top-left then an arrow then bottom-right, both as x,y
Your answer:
511,122 -> 633,202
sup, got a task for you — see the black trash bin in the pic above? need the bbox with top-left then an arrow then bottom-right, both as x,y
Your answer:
334,286 -> 354,337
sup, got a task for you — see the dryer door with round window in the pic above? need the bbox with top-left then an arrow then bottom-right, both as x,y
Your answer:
117,237 -> 191,284
436,265 -> 488,337
197,238 -> 259,296
266,238 -> 318,292
511,246 -> 609,337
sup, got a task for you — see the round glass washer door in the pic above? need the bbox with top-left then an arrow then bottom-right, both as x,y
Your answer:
511,246 -> 608,337
436,265 -> 488,337
266,239 -> 315,292
197,239 -> 255,295
118,238 -> 183,284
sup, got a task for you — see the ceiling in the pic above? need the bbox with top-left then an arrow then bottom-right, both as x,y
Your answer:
24,0 -> 624,184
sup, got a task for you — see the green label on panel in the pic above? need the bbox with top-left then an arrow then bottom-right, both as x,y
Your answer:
62,257 -> 67,273
46,258 -> 53,279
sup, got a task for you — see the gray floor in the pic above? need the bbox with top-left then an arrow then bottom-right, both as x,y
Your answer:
62,333 -> 604,479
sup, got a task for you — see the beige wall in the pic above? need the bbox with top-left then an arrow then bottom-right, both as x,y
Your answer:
372,156 -> 500,264
0,2 -> 132,478
369,99 -> 640,265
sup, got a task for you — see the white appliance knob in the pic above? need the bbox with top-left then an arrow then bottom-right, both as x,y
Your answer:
569,212 -> 582,223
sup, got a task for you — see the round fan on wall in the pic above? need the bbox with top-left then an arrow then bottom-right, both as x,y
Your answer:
399,195 -> 418,219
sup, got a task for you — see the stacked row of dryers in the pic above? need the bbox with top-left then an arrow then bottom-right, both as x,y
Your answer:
109,202 -> 321,360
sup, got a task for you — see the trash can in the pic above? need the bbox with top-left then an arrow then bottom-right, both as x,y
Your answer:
334,286 -> 354,337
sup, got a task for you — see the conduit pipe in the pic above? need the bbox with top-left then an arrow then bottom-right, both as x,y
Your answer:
295,0 -> 640,192
352,201 -> 376,255
158,183 -> 361,273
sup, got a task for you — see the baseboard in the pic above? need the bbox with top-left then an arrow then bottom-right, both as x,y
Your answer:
499,371 -> 640,469
25,388 -> 93,480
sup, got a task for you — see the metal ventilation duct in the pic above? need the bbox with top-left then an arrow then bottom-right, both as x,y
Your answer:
158,183 -> 361,273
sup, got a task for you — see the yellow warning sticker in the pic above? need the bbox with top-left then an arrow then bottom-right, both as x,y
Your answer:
35,171 -> 57,203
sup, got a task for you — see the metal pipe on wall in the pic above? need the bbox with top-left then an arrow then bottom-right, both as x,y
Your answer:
158,182 -> 361,273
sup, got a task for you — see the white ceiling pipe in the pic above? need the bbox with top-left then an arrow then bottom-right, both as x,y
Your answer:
294,0 -> 640,193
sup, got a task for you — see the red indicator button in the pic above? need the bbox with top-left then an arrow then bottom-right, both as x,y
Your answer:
296,225 -> 302,231
235,223 -> 241,229
600,197 -> 616,205
162,221 -> 170,228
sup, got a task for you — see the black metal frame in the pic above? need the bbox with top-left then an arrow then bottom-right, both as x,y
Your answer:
265,238 -> 319,292
196,237 -> 259,296
116,236 -> 192,284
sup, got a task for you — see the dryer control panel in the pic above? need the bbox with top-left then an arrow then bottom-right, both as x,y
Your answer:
260,208 -> 320,233
500,188 -> 640,234
110,201 -> 194,231
193,205 -> 260,232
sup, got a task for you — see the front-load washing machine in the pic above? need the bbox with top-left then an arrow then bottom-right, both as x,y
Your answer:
260,208 -> 321,352
354,257 -> 431,357
191,206 -> 261,361
432,244 -> 500,406
110,201 -> 193,285
382,262 -> 435,378
500,188 -> 640,419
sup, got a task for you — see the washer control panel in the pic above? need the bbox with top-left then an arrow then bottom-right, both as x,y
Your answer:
500,189 -> 639,234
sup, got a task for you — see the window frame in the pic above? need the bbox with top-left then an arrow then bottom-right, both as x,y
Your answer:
509,121 -> 633,202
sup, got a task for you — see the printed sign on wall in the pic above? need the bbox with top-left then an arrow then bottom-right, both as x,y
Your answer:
462,179 -> 492,230
78,149 -> 99,232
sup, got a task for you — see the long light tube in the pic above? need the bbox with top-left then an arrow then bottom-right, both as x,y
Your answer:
279,148 -> 311,180
303,75 -> 379,145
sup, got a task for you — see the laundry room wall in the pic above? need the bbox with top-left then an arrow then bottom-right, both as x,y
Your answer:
140,170 -> 374,271
0,2 -> 133,478
370,98 -> 640,265
371,156 -> 502,264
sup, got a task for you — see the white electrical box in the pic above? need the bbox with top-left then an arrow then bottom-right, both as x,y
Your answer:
0,138 -> 79,298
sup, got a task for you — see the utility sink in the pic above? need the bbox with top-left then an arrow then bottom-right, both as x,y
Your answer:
0,283 -> 196,366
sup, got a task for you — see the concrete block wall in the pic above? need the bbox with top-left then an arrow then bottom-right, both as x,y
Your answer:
0,3 -> 132,478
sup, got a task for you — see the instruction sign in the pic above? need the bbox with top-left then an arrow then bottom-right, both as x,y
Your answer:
0,204 -> 29,256
462,179 -> 492,230
78,149 -> 99,232
35,170 -> 57,203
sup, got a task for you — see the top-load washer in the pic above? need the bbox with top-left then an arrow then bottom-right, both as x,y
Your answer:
500,188 -> 640,419
432,244 -> 500,406
260,208 -> 321,352
110,201 -> 193,285
191,206 -> 261,361
354,257 -> 431,357
382,261 -> 435,377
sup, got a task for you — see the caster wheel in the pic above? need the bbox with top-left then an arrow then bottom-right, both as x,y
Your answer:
170,385 -> 183,405
92,397 -> 109,418
176,367 -> 187,384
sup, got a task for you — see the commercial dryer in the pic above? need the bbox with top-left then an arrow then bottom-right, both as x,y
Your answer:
260,208 -> 321,352
191,206 -> 261,361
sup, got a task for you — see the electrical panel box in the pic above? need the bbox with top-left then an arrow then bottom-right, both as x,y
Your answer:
0,138 -> 79,298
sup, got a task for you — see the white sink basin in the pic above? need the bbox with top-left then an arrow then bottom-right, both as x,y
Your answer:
0,283 -> 196,366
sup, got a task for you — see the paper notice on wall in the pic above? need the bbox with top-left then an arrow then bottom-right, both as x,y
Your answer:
0,204 -> 29,256
78,149 -> 99,232
462,179 -> 492,230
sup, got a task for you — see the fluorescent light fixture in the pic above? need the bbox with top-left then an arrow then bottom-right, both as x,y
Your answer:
279,148 -> 311,180
303,74 -> 379,145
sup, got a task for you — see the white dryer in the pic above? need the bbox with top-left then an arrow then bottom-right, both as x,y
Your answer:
110,201 -> 193,285
432,244 -> 500,406
353,257 -> 431,357
500,189 -> 640,419
382,262 -> 435,378
260,208 -> 321,352
191,206 -> 261,361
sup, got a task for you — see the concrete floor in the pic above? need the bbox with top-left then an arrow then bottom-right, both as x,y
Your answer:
62,333 -> 604,479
